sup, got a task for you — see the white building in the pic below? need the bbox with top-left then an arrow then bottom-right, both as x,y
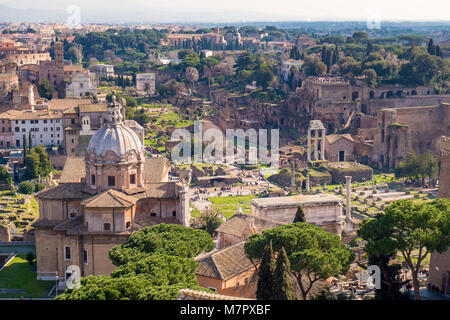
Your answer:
281,59 -> 304,82
11,111 -> 64,148
136,73 -> 155,95
94,64 -> 115,80
66,72 -> 97,98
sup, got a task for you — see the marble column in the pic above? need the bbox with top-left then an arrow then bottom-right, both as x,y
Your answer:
306,172 -> 311,193
307,129 -> 311,162
321,129 -> 326,160
314,129 -> 319,161
345,176 -> 352,220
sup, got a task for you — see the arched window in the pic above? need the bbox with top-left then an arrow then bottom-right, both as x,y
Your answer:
126,221 -> 131,229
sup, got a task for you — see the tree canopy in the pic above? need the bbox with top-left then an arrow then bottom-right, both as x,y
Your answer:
57,224 -> 215,300
358,199 -> 450,300
245,223 -> 353,299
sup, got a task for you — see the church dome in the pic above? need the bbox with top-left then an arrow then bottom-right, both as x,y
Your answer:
88,123 -> 143,158
87,95 -> 143,159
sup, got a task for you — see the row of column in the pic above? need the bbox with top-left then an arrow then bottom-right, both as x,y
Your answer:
307,128 -> 326,162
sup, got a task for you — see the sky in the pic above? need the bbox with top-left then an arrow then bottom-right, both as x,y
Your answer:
0,0 -> 450,23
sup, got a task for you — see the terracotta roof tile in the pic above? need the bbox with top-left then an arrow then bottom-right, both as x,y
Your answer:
36,183 -> 87,200
144,157 -> 170,182
196,242 -> 255,280
59,157 -> 85,183
80,189 -> 138,208
177,289 -> 253,300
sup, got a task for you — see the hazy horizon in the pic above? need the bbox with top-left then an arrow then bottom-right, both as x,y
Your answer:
0,0 -> 450,24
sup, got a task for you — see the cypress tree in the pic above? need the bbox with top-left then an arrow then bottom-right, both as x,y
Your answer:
273,247 -> 296,300
427,39 -> 436,56
293,206 -> 305,223
28,131 -> 33,150
23,134 -> 27,158
256,240 -> 276,300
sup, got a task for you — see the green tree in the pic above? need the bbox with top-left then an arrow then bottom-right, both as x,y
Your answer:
23,134 -> 27,158
254,65 -> 273,89
272,247 -> 296,300
37,80 -> 53,100
256,240 -> 276,300
245,223 -> 353,300
191,208 -> 223,235
57,224 -> 215,300
34,145 -> 52,177
358,214 -> 409,300
24,149 -> 40,179
28,131 -> 33,150
303,55 -> 326,76
18,181 -> 34,194
34,183 -> 45,192
0,166 -> 12,188
360,200 -> 450,300
293,206 -> 305,223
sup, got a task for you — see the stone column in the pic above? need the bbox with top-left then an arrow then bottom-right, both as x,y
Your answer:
307,129 -> 311,162
306,171 -> 311,193
179,184 -> 190,227
314,129 -> 319,161
345,176 -> 352,220
321,129 -> 326,160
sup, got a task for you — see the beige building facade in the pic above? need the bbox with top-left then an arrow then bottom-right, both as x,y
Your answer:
34,97 -> 190,285
251,194 -> 345,236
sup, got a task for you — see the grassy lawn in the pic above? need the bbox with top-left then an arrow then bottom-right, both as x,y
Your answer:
209,195 -> 255,218
0,255 -> 53,298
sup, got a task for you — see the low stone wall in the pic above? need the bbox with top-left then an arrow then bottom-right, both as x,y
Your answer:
0,225 -> 10,242
309,171 -> 332,187
327,162 -> 373,184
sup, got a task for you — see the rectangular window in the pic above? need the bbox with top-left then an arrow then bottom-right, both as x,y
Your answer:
91,174 -> 96,185
108,176 -> 115,187
64,246 -> 71,260
130,174 -> 136,185
104,223 -> 111,231
83,249 -> 88,265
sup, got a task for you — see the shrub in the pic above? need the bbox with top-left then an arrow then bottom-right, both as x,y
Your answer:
18,182 -> 34,195
34,183 -> 45,192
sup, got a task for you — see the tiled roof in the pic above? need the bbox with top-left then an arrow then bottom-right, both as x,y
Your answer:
215,213 -> 283,238
74,134 -> 93,156
53,216 -> 83,231
59,157 -> 85,183
128,182 -> 179,199
78,104 -> 108,113
177,289 -> 253,300
36,183 -> 87,200
326,134 -> 355,145
196,242 -> 255,280
144,157 -> 170,182
80,189 -> 138,208
48,98 -> 92,112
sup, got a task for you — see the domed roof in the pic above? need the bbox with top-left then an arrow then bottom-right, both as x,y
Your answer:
87,123 -> 143,158
87,95 -> 143,158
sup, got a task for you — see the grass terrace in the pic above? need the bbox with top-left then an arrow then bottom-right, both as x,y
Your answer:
0,255 -> 53,298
